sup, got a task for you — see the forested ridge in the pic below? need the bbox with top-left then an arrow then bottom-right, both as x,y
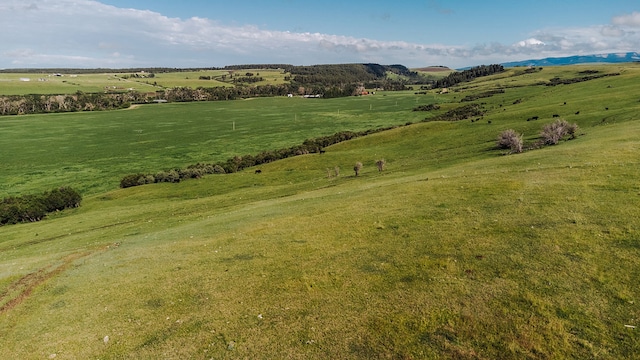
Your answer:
434,64 -> 505,88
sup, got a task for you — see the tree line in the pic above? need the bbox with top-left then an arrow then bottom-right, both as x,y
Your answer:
0,187 -> 82,225
0,91 -> 142,115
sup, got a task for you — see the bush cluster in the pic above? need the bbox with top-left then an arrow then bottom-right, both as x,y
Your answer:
412,104 -> 440,112
120,127 -> 399,188
545,72 -> 619,86
496,129 -> 523,153
540,119 -> 579,145
496,119 -> 579,155
460,89 -> 505,102
429,104 -> 484,122
0,187 -> 82,225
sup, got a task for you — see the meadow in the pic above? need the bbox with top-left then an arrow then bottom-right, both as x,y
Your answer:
0,69 -> 288,96
0,72 -> 157,96
0,92 -> 431,196
0,64 -> 639,359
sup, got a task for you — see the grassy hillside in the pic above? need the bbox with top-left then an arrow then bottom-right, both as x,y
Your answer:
0,64 -> 639,359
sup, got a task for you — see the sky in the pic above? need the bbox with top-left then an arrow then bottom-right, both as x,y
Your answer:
1,0 -> 639,69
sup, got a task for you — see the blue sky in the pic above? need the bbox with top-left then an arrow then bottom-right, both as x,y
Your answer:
1,0 -> 639,69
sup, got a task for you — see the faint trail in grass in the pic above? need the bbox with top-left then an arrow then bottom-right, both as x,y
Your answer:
0,220 -> 135,252
0,243 -> 117,314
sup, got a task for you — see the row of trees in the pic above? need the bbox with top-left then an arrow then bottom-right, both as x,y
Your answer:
0,91 -> 144,115
0,187 -> 82,225
120,127 -> 399,188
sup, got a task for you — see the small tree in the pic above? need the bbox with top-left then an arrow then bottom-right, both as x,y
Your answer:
375,159 -> 386,172
354,162 -> 363,176
497,129 -> 523,153
334,166 -> 340,177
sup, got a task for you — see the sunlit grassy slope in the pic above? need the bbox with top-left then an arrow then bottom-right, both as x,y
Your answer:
0,65 -> 639,359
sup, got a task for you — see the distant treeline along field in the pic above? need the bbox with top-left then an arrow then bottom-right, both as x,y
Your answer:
0,64 -> 504,116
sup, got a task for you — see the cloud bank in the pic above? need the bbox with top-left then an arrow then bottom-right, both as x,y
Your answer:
1,0 -> 639,68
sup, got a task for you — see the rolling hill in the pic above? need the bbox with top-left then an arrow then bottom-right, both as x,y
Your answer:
0,64 -> 639,359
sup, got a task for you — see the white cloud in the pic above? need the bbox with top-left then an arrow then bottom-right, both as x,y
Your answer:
612,11 -> 640,27
1,0 -> 639,69
516,38 -> 546,47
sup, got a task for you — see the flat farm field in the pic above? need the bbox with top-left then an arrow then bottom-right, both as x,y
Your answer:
0,69 -> 288,96
0,91 -> 429,195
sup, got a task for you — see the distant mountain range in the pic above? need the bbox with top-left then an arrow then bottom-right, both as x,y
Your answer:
501,52 -> 640,68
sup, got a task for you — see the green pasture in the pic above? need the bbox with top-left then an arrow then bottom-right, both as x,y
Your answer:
411,67 -> 456,81
0,91 -> 434,196
135,69 -> 288,89
0,65 -> 639,358
0,69 -> 289,96
0,72 -> 156,96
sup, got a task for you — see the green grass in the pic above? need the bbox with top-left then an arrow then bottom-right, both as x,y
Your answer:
0,73 -> 157,95
0,64 -> 639,359
0,92 -> 434,196
0,69 -> 289,96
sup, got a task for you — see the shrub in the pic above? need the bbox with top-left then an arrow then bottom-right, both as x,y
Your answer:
120,173 -> 146,188
41,187 -> 82,211
179,168 -> 203,179
375,159 -> 386,172
541,119 -> 578,145
153,170 -> 180,183
213,165 -> 226,174
565,122 -> 579,139
497,129 -> 523,153
413,104 -> 440,112
354,162 -> 363,176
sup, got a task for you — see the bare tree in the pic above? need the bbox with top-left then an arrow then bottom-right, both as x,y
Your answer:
375,159 -> 386,172
354,162 -> 363,176
541,119 -> 578,145
497,129 -> 523,153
